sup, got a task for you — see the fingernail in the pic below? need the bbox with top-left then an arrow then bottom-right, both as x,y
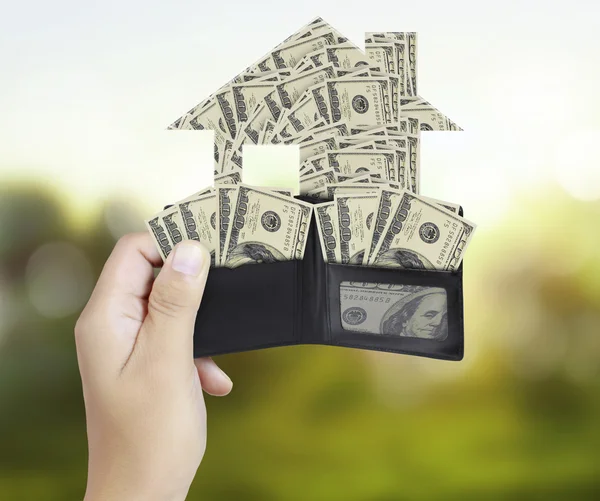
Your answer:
171,241 -> 207,276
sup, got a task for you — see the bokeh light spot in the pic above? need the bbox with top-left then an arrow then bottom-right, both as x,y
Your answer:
25,242 -> 94,318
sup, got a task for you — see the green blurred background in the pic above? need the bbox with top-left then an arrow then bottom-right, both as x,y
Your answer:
1,1 -> 599,500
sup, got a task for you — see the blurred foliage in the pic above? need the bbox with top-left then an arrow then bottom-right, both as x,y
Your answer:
0,182 -> 598,500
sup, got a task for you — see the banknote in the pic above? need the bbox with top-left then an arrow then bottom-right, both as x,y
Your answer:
369,190 -> 476,271
214,169 -> 242,185
326,77 -> 392,125
177,191 -> 218,267
314,201 -> 339,263
334,192 -> 379,265
222,185 -> 313,267
232,82 -> 279,124
340,282 -> 448,340
299,135 -> 337,162
323,183 -> 380,199
215,185 -> 239,266
325,150 -> 397,180
145,206 -> 185,259
276,63 -> 336,108
400,98 -> 462,131
299,168 -> 337,195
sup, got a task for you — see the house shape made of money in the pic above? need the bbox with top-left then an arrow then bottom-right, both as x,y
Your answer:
166,16 -> 462,186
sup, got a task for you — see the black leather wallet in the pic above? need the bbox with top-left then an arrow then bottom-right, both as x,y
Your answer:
185,198 -> 465,362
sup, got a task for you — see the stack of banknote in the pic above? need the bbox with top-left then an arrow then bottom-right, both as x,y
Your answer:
146,184 -> 313,268
312,182 -> 475,272
146,177 -> 475,272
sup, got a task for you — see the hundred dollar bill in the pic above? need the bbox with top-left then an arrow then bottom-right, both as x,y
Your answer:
232,82 -> 278,124
334,67 -> 371,78
337,139 -> 377,150
242,70 -> 283,82
177,191 -> 218,267
299,166 -> 317,177
218,185 -> 294,267
334,192 -> 379,265
259,119 -> 276,144
339,282 -> 448,340
146,216 -> 173,259
296,47 -> 327,69
214,169 -> 242,185
325,150 -> 396,181
215,185 -> 239,266
276,63 -> 336,108
371,144 -> 408,189
299,134 -> 337,162
369,178 -> 402,190
366,32 -> 407,96
314,201 -> 339,263
324,183 -> 380,199
222,185 -> 313,267
326,77 -> 392,125
364,188 -> 458,262
271,86 -> 330,141
145,206 -> 186,259
309,119 -> 349,138
371,71 -> 399,121
338,173 -> 372,184
239,88 -> 287,144
366,187 -> 407,264
400,97 -> 462,131
283,131 -> 317,146
299,167 -> 336,195
370,190 -> 476,271
214,87 -> 239,139
406,135 -> 419,192
241,102 -> 268,145
325,44 -> 372,69
349,124 -> 388,136
407,32 -> 417,96
365,43 -> 395,74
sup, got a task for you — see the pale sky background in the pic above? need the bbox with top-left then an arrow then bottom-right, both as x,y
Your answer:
1,0 -> 600,227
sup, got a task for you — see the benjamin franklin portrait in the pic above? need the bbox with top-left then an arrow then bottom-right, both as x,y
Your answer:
381,289 -> 448,341
225,242 -> 285,268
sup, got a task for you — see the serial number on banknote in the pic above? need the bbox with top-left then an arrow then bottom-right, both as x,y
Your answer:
342,294 -> 392,303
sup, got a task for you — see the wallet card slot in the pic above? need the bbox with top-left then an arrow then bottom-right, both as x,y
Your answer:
193,260 -> 300,357
324,263 -> 464,361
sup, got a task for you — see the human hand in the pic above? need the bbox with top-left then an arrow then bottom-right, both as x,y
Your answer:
75,233 -> 232,501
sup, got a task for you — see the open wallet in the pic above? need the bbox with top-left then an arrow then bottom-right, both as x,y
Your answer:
188,197 -> 464,362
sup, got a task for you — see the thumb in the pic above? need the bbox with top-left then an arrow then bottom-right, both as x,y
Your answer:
141,239 -> 210,362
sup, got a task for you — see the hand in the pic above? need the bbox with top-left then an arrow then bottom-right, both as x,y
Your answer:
75,233 -> 232,501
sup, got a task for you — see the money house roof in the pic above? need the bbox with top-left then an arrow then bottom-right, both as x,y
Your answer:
167,16 -> 461,132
